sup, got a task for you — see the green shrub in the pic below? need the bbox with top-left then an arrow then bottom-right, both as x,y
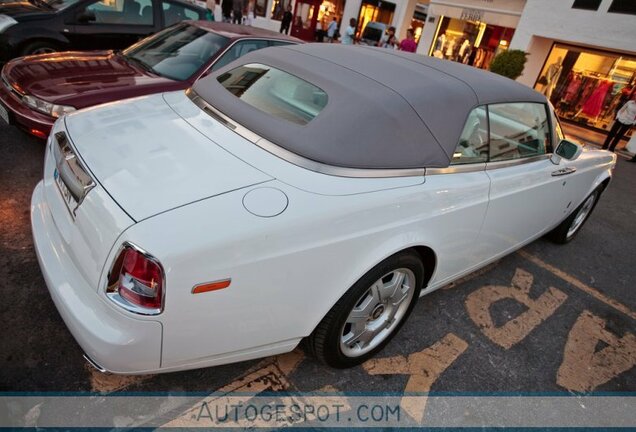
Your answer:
489,50 -> 528,80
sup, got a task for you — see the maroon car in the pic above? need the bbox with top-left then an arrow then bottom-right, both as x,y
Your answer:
0,21 -> 299,138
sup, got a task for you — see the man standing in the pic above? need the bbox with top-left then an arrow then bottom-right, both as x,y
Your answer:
232,0 -> 244,24
602,94 -> 636,153
341,18 -> 356,45
399,28 -> 417,53
280,4 -> 292,34
377,26 -> 397,48
326,17 -> 338,42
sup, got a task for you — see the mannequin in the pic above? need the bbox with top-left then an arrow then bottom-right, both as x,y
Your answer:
435,33 -> 447,52
542,57 -> 563,99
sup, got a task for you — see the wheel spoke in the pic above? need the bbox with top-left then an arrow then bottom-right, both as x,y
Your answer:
379,271 -> 405,301
370,280 -> 383,303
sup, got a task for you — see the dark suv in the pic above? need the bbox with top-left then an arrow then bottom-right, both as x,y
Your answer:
0,0 -> 206,62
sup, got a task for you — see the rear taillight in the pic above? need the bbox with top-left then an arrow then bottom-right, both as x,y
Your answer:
106,243 -> 164,315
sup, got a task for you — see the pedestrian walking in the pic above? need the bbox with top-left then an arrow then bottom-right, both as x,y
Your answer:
326,17 -> 338,42
602,94 -> 636,153
232,0 -> 244,24
221,0 -> 232,22
341,18 -> 356,45
398,28 -> 417,53
280,4 -> 292,34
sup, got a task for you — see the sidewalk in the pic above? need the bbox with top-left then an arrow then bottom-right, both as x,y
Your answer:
561,121 -> 634,159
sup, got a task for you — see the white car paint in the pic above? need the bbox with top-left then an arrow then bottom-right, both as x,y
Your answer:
31,91 -> 616,374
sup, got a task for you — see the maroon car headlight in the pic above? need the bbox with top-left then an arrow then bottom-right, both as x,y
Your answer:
22,94 -> 75,118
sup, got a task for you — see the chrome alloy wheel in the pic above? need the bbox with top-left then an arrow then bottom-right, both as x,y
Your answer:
339,268 -> 416,357
567,193 -> 596,239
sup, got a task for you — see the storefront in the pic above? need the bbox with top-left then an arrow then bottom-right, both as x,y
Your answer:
535,43 -> 636,133
356,0 -> 395,38
428,15 -> 514,69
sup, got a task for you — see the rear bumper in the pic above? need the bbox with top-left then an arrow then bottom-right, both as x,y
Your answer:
0,76 -> 54,137
31,181 -> 163,374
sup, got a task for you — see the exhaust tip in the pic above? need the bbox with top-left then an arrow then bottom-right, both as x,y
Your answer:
83,354 -> 109,374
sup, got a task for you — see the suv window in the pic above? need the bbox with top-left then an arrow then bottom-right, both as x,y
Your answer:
85,0 -> 154,25
488,102 -> 550,162
162,1 -> 202,26
451,106 -> 488,165
211,40 -> 270,71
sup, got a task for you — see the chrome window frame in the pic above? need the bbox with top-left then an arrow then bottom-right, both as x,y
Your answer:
187,89 -> 425,178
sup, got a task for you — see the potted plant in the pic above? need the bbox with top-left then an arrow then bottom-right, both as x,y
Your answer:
489,50 -> 528,80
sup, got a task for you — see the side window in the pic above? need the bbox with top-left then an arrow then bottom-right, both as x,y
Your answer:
162,2 -> 201,26
451,106 -> 488,165
488,102 -> 551,162
211,40 -> 270,72
269,40 -> 294,47
85,0 -> 154,25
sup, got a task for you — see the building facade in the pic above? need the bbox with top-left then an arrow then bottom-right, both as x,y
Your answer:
509,0 -> 636,134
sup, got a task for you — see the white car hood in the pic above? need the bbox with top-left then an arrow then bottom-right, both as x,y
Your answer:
64,94 -> 272,221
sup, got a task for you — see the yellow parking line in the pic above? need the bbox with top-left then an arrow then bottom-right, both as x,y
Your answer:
518,250 -> 636,321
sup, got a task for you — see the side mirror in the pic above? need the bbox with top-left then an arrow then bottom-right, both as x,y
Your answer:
551,139 -> 583,164
76,10 -> 96,23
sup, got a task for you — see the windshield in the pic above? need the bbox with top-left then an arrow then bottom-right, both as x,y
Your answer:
40,0 -> 82,10
123,23 -> 230,81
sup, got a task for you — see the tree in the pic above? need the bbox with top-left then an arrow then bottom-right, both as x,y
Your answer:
489,50 -> 528,80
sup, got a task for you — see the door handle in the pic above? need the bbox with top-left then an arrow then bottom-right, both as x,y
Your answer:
551,167 -> 577,176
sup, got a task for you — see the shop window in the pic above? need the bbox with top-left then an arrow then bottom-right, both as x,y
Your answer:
608,0 -> 636,15
429,16 -> 514,71
571,0 -> 602,11
535,43 -> 636,133
451,106 -> 488,165
271,0 -> 291,20
488,103 -> 550,162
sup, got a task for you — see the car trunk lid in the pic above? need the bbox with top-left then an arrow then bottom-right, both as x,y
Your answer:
64,93 -> 273,221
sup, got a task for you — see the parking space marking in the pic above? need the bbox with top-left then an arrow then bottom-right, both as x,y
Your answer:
363,333 -> 468,422
162,350 -> 304,427
465,268 -> 568,349
518,250 -> 636,320
557,310 -> 636,392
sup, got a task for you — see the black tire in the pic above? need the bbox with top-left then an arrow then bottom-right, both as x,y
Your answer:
20,40 -> 59,57
307,249 -> 424,368
547,186 -> 603,244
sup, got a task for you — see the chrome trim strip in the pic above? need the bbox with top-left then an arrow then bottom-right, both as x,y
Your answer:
105,241 -> 166,316
426,163 -> 486,175
83,354 -> 109,374
187,89 -> 425,178
485,154 -> 550,170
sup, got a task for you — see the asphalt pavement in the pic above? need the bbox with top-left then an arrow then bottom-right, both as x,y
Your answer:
0,121 -> 634,398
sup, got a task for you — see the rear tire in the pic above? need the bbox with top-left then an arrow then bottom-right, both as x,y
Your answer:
547,186 -> 603,244
21,40 -> 59,56
307,250 -> 424,368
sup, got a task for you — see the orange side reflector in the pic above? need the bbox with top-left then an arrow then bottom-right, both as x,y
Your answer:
192,278 -> 231,294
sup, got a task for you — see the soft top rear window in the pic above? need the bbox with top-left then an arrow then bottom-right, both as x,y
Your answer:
217,63 -> 328,125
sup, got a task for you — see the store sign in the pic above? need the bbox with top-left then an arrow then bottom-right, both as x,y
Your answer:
460,8 -> 484,21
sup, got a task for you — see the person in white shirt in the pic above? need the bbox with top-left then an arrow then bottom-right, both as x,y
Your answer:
341,18 -> 356,45
602,94 -> 636,153
326,17 -> 338,42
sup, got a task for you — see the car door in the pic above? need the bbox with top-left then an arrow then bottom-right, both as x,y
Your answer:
67,0 -> 158,51
476,102 -> 570,260
421,106 -> 491,285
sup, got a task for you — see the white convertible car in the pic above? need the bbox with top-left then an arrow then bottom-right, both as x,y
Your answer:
31,44 -> 615,374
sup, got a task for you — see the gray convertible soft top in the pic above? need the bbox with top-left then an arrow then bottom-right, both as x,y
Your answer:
192,44 -> 547,170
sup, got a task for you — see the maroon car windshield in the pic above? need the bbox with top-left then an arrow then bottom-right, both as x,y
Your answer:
123,23 -> 229,81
